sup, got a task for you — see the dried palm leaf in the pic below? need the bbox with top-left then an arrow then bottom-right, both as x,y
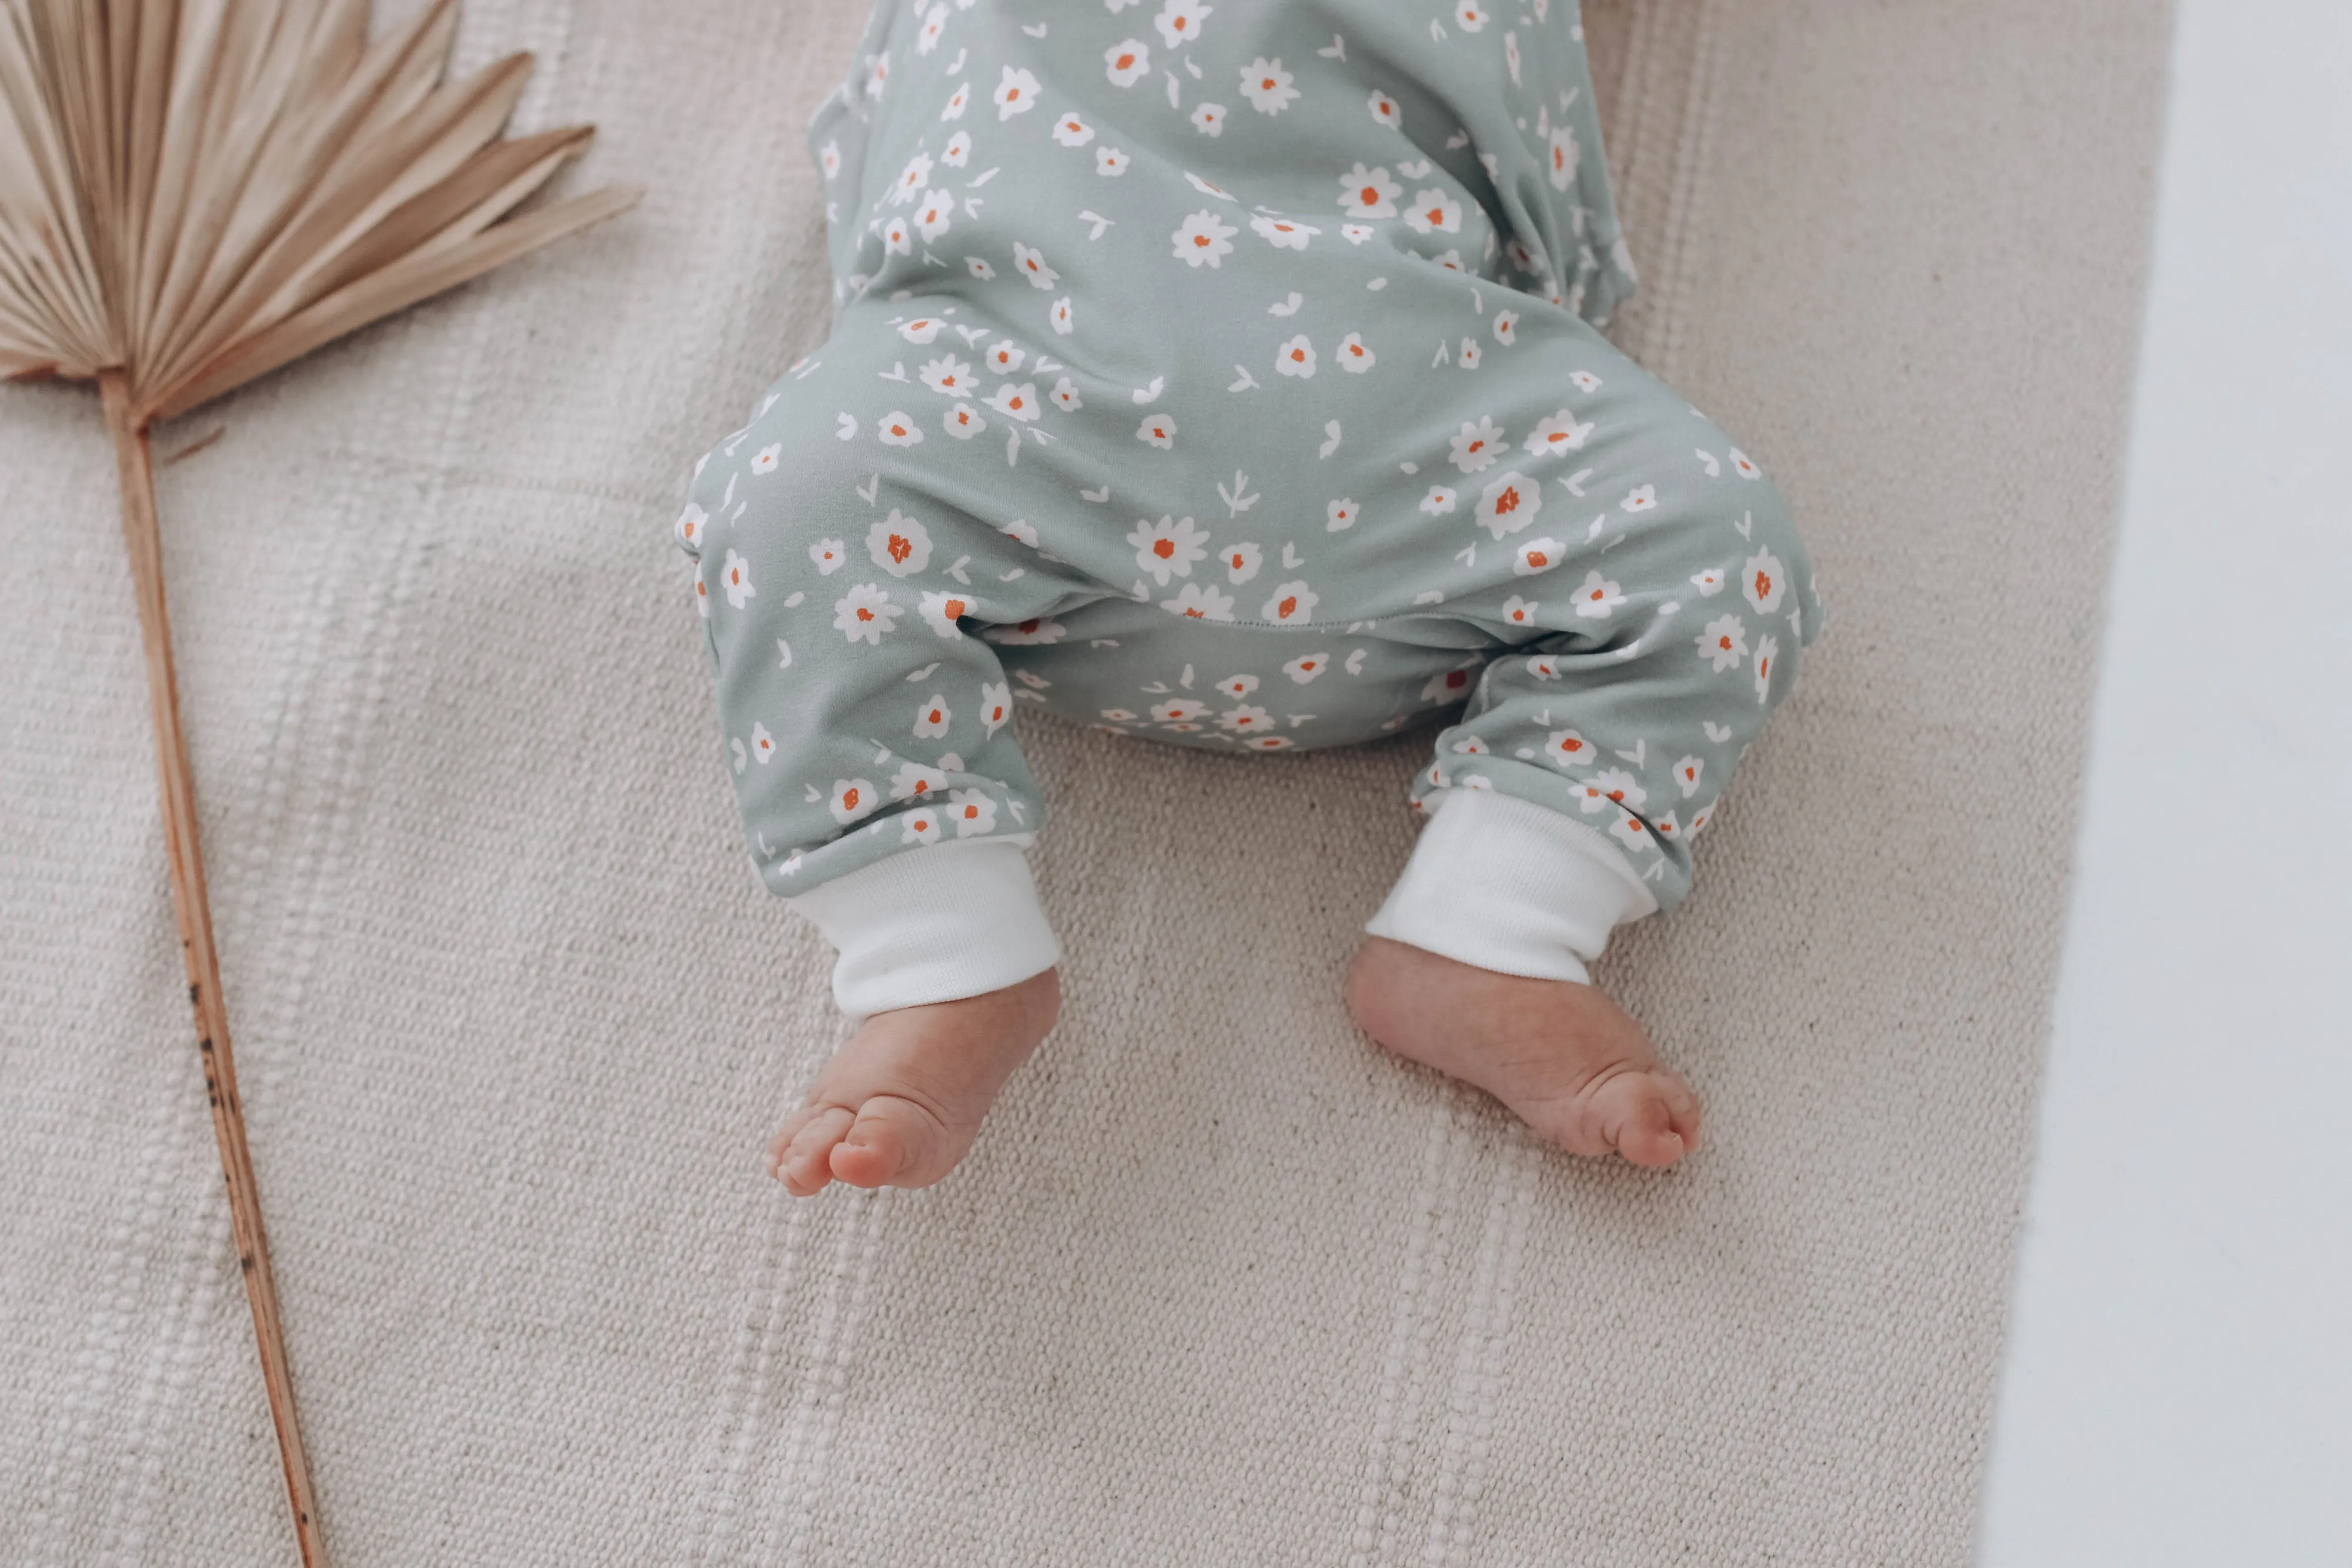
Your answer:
1,2 -> 640,1559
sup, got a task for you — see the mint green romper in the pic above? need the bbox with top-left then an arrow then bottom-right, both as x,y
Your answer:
677,0 -> 1819,930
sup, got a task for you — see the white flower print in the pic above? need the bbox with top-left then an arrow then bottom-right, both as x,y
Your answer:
1172,209 -> 1238,267
965,256 -> 996,280
993,65 -> 1041,119
721,549 -> 756,609
914,190 -> 954,242
1608,813 -> 1655,853
1001,519 -> 1040,550
810,538 -> 847,574
1547,125 -> 1581,191
986,382 -> 1040,421
829,777 -> 878,825
881,218 -> 913,255
1622,484 -> 1658,514
1326,498 -> 1358,531
1216,673 -> 1259,698
1545,729 -> 1597,768
1753,633 -> 1780,704
675,502 -> 707,550
1731,448 -> 1763,480
890,151 -> 935,207
976,682 -> 1015,740
1104,40 -> 1151,86
1282,653 -> 1329,683
820,141 -> 841,180
1513,536 -> 1564,576
1571,570 -> 1625,619
918,590 -> 972,639
1128,514 -> 1210,585
1097,146 -> 1131,176
943,402 -> 986,438
1696,613 -> 1748,671
985,340 -> 1027,374
1250,213 -> 1318,250
1052,112 -> 1095,148
913,694 -> 954,737
1474,470 -> 1542,538
920,355 -> 974,396
1340,222 -> 1375,245
1050,376 -> 1083,411
834,583 -> 901,644
1524,409 -> 1594,458
1505,29 -> 1522,85
1500,594 -> 1538,628
1570,369 -> 1602,393
1687,804 -> 1713,838
916,4 -> 948,55
1240,58 -> 1298,114
949,789 -> 997,837
1190,102 -> 1227,137
750,723 -> 776,764
985,614 -> 1067,646
1672,756 -> 1705,797
1449,416 -> 1506,472
1422,666 -> 1477,703
1452,736 -> 1489,756
1050,296 -> 1074,335
1742,549 -> 1787,613
1164,583 -> 1237,621
1565,779 -> 1609,813
1012,243 -> 1058,290
1154,0 -> 1210,49
900,808 -> 944,845
890,760 -> 947,801
876,410 -> 923,447
1405,190 -> 1462,235
750,443 -> 781,474
1275,335 -> 1317,377
1458,339 -> 1482,370
1136,412 -> 1178,448
1455,1 -> 1489,31
1690,567 -> 1726,596
941,130 -> 973,168
1651,811 -> 1681,842
1367,89 -> 1403,129
1589,768 -> 1646,811
1526,653 -> 1563,680
941,81 -> 970,121
867,510 -> 932,576
1339,163 -> 1402,218
1419,486 -> 1457,516
1221,541 -> 1262,583
1218,704 -> 1274,734
1152,697 -> 1211,722
1261,581 -> 1317,624
1240,735 -> 1295,751
1492,309 -> 1519,345
1337,331 -> 1375,372
898,316 -> 946,345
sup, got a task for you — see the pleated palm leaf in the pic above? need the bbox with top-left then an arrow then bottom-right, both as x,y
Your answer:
0,2 -> 639,1559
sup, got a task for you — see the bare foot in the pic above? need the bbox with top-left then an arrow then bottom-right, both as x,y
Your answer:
1345,937 -> 1701,1168
767,968 -> 1060,1195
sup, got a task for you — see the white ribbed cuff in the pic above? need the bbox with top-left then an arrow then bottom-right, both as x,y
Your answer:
1366,788 -> 1659,985
786,839 -> 1061,1019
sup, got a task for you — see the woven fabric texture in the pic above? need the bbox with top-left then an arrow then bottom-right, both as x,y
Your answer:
0,1 -> 2170,1561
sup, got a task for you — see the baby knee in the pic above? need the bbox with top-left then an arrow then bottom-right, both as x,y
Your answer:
681,376 -> 869,571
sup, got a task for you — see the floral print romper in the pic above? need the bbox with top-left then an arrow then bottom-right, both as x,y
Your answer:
676,0 -> 1820,1012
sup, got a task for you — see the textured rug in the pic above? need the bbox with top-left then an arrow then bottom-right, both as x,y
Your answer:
0,1 -> 2170,1562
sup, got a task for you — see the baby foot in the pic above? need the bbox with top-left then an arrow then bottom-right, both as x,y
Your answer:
767,968 -> 1060,1196
1344,937 -> 1701,1168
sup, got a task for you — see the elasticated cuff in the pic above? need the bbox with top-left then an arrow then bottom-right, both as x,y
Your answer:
1365,788 -> 1659,985
786,839 -> 1060,1019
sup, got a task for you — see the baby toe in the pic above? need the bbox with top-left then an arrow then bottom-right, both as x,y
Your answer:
830,1096 -> 950,1190
779,1105 -> 856,1195
1596,1073 -> 1690,1169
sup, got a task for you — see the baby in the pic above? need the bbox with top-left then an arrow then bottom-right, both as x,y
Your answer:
675,0 -> 1818,1195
